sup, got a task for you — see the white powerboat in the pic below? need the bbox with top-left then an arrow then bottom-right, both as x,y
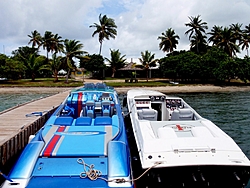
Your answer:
126,89 -> 250,187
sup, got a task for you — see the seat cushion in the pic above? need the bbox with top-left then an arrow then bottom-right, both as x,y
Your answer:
75,117 -> 92,126
94,116 -> 112,125
54,117 -> 74,126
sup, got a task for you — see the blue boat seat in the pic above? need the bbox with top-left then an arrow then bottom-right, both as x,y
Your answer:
137,109 -> 158,121
84,83 -> 95,89
102,100 -> 111,116
54,116 -> 74,126
96,82 -> 107,90
94,116 -> 112,126
171,108 -> 193,121
86,100 -> 95,118
75,117 -> 92,126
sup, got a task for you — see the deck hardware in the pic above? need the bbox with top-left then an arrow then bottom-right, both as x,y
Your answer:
200,173 -> 205,181
234,172 -> 241,181
192,173 -> 197,181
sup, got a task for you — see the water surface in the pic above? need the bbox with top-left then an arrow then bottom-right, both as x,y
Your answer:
1,91 -> 250,158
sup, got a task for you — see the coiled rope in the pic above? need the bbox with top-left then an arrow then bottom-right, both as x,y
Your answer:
77,158 -> 162,183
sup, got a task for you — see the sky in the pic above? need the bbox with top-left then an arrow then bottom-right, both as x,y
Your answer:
0,0 -> 250,63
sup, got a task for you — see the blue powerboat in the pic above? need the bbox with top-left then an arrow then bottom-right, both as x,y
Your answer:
1,83 -> 134,188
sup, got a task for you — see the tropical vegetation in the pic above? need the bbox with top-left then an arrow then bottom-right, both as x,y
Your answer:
0,14 -> 250,85
105,49 -> 126,78
89,14 -> 117,55
138,50 -> 157,82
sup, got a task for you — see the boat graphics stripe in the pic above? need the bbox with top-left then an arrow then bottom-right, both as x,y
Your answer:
51,126 -> 70,156
77,92 -> 83,117
42,126 -> 58,144
104,126 -> 112,155
42,126 -> 67,157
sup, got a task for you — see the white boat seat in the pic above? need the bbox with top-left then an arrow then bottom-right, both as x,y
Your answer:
171,108 -> 193,121
138,109 -> 158,121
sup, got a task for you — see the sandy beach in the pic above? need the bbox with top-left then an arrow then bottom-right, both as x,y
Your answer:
1,85 -> 250,94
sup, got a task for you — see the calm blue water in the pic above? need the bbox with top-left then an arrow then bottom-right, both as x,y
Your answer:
0,93 -> 54,112
1,91 -> 250,159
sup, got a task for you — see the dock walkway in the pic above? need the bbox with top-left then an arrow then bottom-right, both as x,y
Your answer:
0,90 -> 70,167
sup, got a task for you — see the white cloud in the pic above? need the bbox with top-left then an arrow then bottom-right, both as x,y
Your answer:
0,0 -> 249,59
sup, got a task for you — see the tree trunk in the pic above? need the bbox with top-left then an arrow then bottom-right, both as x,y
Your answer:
111,67 -> 116,78
65,70 -> 70,83
54,70 -> 58,82
146,69 -> 149,82
31,73 -> 35,81
99,42 -> 103,55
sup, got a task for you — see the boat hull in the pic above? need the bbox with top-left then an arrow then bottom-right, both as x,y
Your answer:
1,83 -> 134,188
126,89 -> 250,187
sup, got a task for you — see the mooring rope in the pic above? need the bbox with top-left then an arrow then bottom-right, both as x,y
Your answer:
77,158 -> 162,183
77,158 -> 102,180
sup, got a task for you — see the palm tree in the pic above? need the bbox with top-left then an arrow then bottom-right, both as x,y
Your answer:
28,30 -> 42,49
138,50 -> 157,82
208,25 -> 240,57
230,23 -> 243,45
26,54 -> 46,81
90,14 -> 117,54
216,27 -> 240,57
240,24 -> 250,56
40,53 -> 63,82
63,39 -> 87,82
190,33 -> 207,53
39,31 -> 54,59
158,28 -> 180,54
105,49 -> 126,78
208,25 -> 223,45
51,34 -> 64,54
185,15 -> 208,53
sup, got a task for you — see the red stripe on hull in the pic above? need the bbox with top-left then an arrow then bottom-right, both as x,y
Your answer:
43,126 -> 66,157
77,93 -> 83,117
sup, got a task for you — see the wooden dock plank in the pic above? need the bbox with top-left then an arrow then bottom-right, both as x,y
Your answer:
0,90 -> 70,146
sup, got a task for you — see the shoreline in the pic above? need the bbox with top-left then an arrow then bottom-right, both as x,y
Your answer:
1,85 -> 250,94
